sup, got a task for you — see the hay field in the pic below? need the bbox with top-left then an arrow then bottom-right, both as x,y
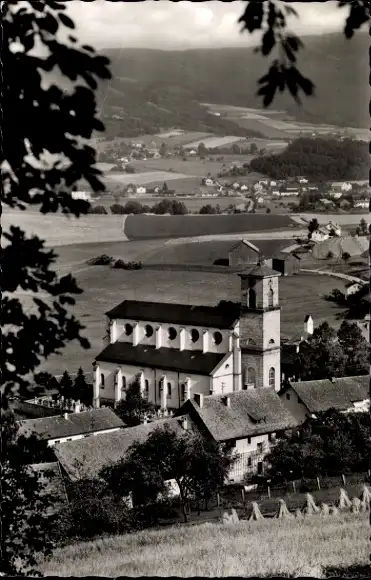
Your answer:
100,194 -> 245,212
130,156 -> 257,177
36,269 -> 348,375
123,214 -> 295,240
183,135 -> 248,149
40,513 -> 369,577
104,170 -> 197,185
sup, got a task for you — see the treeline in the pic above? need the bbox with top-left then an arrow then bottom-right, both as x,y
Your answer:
34,368 -> 93,407
249,138 -> 369,180
90,199 -> 188,216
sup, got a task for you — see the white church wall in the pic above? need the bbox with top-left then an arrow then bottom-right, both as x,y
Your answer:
262,309 -> 281,350
210,353 -> 234,395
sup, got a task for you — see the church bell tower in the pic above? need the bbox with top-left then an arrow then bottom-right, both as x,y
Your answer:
238,262 -> 281,391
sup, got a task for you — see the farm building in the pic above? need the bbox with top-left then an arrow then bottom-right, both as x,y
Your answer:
17,408 -> 125,446
228,240 -> 261,267
346,281 -> 365,296
354,199 -> 369,209
267,252 -> 301,276
311,229 -> 329,242
279,375 -> 370,424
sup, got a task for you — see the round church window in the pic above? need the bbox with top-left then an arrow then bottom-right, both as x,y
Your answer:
190,329 -> 200,343
168,327 -> 177,341
125,323 -> 133,335
145,324 -> 154,337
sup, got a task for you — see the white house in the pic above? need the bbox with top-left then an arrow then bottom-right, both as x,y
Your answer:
71,191 -> 92,202
240,184 -> 248,192
329,191 -> 343,200
325,221 -> 341,236
331,181 -> 352,192
189,149 -> 197,156
279,375 -> 369,424
94,265 -> 283,410
346,281 -> 365,296
136,186 -> 147,195
311,229 -> 329,242
176,389 -> 298,481
205,178 -> 214,187
17,408 -> 125,447
232,182 -> 240,190
354,200 -> 369,209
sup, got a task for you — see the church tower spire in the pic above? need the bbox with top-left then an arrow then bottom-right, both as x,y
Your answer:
238,262 -> 281,391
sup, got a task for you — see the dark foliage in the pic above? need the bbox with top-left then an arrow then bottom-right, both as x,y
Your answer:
87,254 -> 114,266
249,138 -> 369,180
114,377 -> 155,426
112,260 -> 142,270
266,409 -> 370,481
2,1 -> 111,407
73,367 -> 93,407
88,204 -> 108,214
59,370 -> 74,401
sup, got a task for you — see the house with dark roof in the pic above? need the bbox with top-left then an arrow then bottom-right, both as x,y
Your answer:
94,263 -> 283,411
53,415 -> 190,481
175,389 -> 298,482
228,240 -> 261,267
18,408 -> 125,446
279,375 -> 370,424
267,252 -> 301,276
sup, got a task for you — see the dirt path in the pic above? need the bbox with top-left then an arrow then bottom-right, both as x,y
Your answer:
165,229 -> 307,246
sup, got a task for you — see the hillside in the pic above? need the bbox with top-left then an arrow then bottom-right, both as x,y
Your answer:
97,32 -> 369,136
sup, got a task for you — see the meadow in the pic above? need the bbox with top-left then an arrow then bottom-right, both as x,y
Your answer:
35,267 -> 348,376
129,155 -> 257,177
40,513 -> 369,577
104,170 -> 196,185
97,194 -> 246,212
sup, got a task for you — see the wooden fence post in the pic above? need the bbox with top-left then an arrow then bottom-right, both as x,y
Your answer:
267,485 -> 271,499
316,477 -> 321,491
292,481 -> 296,494
217,492 -> 222,518
341,474 -> 346,487
241,487 -> 245,505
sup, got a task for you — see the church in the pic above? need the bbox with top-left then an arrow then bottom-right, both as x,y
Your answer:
93,263 -> 282,410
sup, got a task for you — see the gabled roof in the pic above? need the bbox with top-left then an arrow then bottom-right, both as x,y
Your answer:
18,408 -> 125,441
54,416 -> 190,481
229,239 -> 260,254
238,263 -> 281,278
179,389 -> 298,441
105,300 -> 239,329
284,375 -> 370,413
272,251 -> 301,261
96,343 -> 227,375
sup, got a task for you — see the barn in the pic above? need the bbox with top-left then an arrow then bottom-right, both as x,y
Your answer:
228,240 -> 261,267
268,252 -> 301,276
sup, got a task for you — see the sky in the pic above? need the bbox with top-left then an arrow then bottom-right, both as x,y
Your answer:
66,1 -> 349,50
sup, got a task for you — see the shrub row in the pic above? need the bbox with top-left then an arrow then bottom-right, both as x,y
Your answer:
87,254 -> 142,269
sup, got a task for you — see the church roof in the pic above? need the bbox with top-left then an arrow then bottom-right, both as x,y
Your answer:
96,343 -> 227,375
238,263 -> 281,278
178,389 -> 298,441
105,300 -> 239,329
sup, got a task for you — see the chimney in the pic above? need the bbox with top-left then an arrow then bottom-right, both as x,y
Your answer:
223,396 -> 231,407
194,393 -> 204,409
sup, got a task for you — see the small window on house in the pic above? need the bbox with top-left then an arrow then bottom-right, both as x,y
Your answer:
122,376 -> 126,390
268,288 -> 274,308
67,438 -> 73,442
190,329 -> 200,343
213,331 -> 223,345
257,443 -> 263,454
145,324 -> 154,337
54,440 -> 60,444
144,379 -> 149,392
100,373 -> 105,387
269,339 -> 275,344
286,393 -> 290,400
125,323 -> 133,335
247,437 -> 251,445
168,327 -> 177,341
247,457 -> 252,467
269,367 -> 275,388
268,433 -> 276,443
167,382 -> 172,397
248,288 -> 256,309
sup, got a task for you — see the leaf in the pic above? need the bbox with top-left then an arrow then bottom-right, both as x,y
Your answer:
262,28 -> 276,56
59,12 -> 75,29
238,1 -> 264,33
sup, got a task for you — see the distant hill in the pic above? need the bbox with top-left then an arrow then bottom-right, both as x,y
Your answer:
97,32 -> 369,137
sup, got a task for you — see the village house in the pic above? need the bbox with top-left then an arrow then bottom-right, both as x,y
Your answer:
345,281 -> 365,296
354,199 -> 369,209
331,181 -> 352,192
279,375 -> 370,424
281,316 -> 314,381
93,264 -> 283,411
71,191 -> 92,202
228,240 -> 261,267
136,186 -> 147,195
17,408 -> 125,446
311,229 -> 330,242
267,252 -> 301,276
325,221 -> 341,236
175,389 -> 298,482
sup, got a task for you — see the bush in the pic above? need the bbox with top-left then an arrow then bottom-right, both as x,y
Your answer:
266,208 -> 271,213
89,205 -> 107,214
113,260 -> 142,270
123,201 -> 145,214
87,254 -> 114,266
110,203 -> 126,214
213,258 -> 229,266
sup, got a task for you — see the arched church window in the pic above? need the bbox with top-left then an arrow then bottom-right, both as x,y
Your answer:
268,288 -> 274,308
248,288 -> 256,309
145,324 -> 154,337
100,373 -> 105,387
213,331 -> 223,345
121,376 -> 126,390
269,338 -> 275,344
168,327 -> 177,341
190,329 -> 200,343
269,367 -> 275,388
124,323 -> 133,336
247,367 -> 256,387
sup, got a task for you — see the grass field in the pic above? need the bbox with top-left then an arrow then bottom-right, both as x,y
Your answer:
124,214 -> 296,240
183,135 -> 248,149
40,513 -> 369,577
34,268 -> 348,375
129,155 -> 257,177
104,170 -> 197,185
144,238 -> 293,266
96,194 -> 246,212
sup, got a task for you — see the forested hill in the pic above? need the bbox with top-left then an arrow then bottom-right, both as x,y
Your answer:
249,138 -> 369,181
99,31 -> 369,132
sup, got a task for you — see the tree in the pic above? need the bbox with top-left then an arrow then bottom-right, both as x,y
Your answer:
342,251 -> 351,264
114,377 -> 155,427
159,142 -> 167,157
73,367 -> 93,407
337,321 -> 370,376
250,142 -> 258,154
122,200 -> 145,214
2,1 -> 111,408
1,411 -> 56,575
307,218 -> 319,237
162,181 -> 169,193
265,409 -> 370,482
59,370 -> 74,401
359,218 -> 368,235
197,142 -> 208,158
102,425 -> 235,523
238,1 -> 369,106
199,204 -> 216,215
